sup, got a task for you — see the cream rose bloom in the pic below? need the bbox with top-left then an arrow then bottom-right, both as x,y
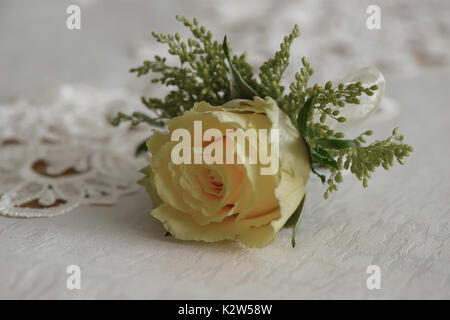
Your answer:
139,97 -> 310,247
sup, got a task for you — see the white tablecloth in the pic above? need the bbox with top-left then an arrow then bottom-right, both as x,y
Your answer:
1,70 -> 449,299
1,0 -> 449,300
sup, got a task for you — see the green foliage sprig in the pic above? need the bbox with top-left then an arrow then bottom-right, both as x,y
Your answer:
114,15 -> 255,125
113,16 -> 413,246
258,25 -> 301,103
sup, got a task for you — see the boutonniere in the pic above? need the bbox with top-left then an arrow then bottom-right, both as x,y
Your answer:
113,16 -> 413,248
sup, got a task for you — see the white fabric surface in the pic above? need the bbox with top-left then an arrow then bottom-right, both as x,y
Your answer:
1,0 -> 449,299
0,70 -> 449,299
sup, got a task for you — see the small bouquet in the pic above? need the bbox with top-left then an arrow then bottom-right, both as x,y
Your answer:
113,16 -> 413,248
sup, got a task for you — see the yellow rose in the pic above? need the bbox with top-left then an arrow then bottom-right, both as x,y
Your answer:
139,97 -> 310,247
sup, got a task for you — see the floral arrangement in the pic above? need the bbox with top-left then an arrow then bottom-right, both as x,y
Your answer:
113,16 -> 413,248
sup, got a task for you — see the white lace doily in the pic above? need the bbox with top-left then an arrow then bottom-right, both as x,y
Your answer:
0,85 -> 154,217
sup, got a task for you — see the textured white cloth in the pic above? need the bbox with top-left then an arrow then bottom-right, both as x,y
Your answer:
0,0 -> 449,299
0,71 -> 448,299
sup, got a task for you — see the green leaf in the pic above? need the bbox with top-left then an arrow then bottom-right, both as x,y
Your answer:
111,112 -> 132,126
284,194 -> 306,247
311,166 -> 326,183
306,127 -> 315,139
311,148 -> 339,169
297,97 -> 313,137
315,147 -> 332,159
132,112 -> 165,127
135,140 -> 149,156
223,36 -> 259,100
316,138 -> 357,149
111,111 -> 164,127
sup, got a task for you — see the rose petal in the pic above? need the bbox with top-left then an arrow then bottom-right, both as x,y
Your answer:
152,202 -> 280,246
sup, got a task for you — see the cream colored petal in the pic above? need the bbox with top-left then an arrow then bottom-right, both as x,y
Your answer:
152,203 -> 280,244
151,141 -> 195,214
177,164 -> 235,224
146,129 -> 170,155
153,146 -> 232,223
167,108 -> 232,136
137,166 -> 162,208
214,97 -> 308,227
237,225 -> 275,248
168,103 -> 266,220
258,97 -> 310,233
202,107 -> 279,219
151,141 -> 248,225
